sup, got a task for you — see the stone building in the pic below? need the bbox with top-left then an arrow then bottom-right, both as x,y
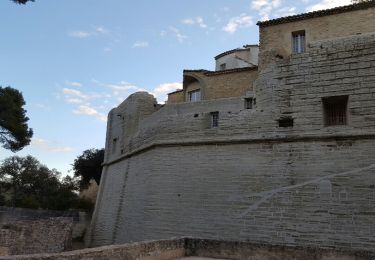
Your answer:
167,45 -> 258,104
88,1 -> 375,254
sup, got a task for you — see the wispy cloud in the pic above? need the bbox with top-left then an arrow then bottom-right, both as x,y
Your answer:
62,88 -> 90,103
160,30 -> 167,37
73,105 -> 107,122
169,27 -> 188,43
274,6 -> 296,17
68,31 -> 91,39
92,79 -> 146,106
251,0 -> 281,21
132,41 -> 149,48
182,17 -> 207,28
94,79 -> 181,104
68,26 -> 109,39
65,81 -> 82,87
31,138 -> 74,153
306,0 -> 351,12
223,14 -> 253,33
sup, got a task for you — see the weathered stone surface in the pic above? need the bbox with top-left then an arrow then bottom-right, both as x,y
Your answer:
168,69 -> 257,104
89,32 -> 375,252
0,218 -> 73,255
259,5 -> 375,69
0,207 -> 90,244
1,238 -> 375,260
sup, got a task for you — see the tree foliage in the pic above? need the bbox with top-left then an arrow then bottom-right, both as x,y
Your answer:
11,0 -> 34,4
0,155 -> 92,211
0,87 -> 33,152
72,148 -> 104,190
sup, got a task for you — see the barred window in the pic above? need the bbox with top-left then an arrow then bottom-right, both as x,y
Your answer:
292,30 -> 306,53
188,89 -> 201,102
323,95 -> 348,126
210,111 -> 219,128
220,63 -> 226,70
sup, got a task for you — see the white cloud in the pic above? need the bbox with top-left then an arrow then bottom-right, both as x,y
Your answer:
274,6 -> 296,17
63,88 -> 90,101
65,81 -> 82,87
169,27 -> 188,43
68,26 -> 109,39
93,79 -> 181,104
132,41 -> 149,48
223,14 -> 253,33
307,0 -> 351,12
62,88 -> 108,103
95,26 -> 108,34
68,31 -> 92,38
66,98 -> 85,104
31,138 -> 74,153
92,80 -> 146,106
107,81 -> 139,93
73,105 -> 107,122
182,17 -> 208,28
151,82 -> 182,103
251,0 -> 282,20
73,105 -> 97,115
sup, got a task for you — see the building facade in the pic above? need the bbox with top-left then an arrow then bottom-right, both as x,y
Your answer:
88,2 -> 375,253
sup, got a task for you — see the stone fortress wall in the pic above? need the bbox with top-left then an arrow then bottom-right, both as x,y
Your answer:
89,28 -> 375,252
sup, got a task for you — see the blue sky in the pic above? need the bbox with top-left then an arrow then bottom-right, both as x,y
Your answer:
0,0 -> 352,175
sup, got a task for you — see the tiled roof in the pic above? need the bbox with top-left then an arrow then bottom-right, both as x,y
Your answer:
214,44 -> 259,60
168,67 -> 258,96
167,89 -> 183,95
257,1 -> 375,27
184,66 -> 258,76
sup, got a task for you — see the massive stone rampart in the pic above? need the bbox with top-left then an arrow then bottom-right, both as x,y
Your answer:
89,33 -> 375,251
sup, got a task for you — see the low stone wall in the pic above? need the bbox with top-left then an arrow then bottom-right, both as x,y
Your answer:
0,238 -> 186,260
0,207 -> 90,240
0,218 -> 73,256
1,238 -> 375,260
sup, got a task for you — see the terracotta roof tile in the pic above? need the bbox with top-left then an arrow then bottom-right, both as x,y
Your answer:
184,66 -> 258,76
257,1 -> 375,27
167,89 -> 183,95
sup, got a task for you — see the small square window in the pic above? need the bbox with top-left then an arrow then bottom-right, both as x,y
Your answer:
292,30 -> 306,53
278,117 -> 294,127
210,111 -> 219,128
322,95 -> 348,126
244,98 -> 253,109
220,63 -> 226,70
188,89 -> 201,102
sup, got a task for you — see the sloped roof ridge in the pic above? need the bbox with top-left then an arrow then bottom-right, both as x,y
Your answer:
257,1 -> 375,27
